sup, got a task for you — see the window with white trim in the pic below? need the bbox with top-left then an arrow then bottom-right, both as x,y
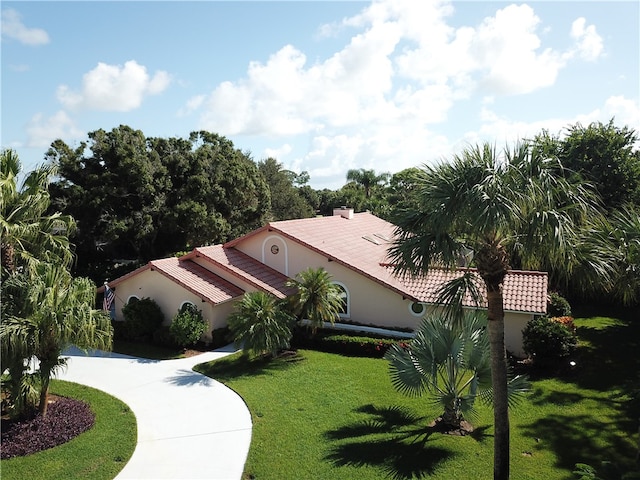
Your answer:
333,282 -> 350,318
179,300 -> 196,312
126,295 -> 140,304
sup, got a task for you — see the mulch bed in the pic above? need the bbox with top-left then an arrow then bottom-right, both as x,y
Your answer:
1,395 -> 95,459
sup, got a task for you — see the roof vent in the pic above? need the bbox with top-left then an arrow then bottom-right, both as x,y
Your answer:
333,206 -> 354,219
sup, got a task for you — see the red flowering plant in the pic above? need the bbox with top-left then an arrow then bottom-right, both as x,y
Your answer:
551,316 -> 576,334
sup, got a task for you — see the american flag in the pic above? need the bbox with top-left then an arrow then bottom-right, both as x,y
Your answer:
103,284 -> 115,311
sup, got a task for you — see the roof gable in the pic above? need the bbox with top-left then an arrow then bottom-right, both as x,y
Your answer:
186,245 -> 294,299
150,258 -> 244,304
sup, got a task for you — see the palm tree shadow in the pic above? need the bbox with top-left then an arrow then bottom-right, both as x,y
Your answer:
324,404 -> 457,479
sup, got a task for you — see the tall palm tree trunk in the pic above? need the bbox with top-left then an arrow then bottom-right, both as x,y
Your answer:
486,286 -> 510,480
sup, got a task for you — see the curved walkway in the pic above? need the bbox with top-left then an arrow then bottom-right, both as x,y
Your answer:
58,345 -> 252,480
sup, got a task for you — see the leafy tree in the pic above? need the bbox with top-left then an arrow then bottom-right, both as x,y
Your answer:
257,157 -> 315,221
387,167 -> 423,218
46,127 -> 270,281
170,303 -> 207,347
285,267 -> 344,333
388,142 -> 612,480
228,291 -> 295,358
533,119 -> 640,210
1,263 -> 112,416
1,149 -> 75,278
386,312 -> 528,430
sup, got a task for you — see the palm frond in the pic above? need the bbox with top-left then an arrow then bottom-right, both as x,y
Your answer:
434,273 -> 485,326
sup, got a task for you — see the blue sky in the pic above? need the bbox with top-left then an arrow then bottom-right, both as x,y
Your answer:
2,1 -> 639,189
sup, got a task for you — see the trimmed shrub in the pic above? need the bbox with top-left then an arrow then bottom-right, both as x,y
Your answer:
210,327 -> 231,350
121,297 -> 165,341
548,292 -> 572,317
152,325 -> 178,348
291,328 -> 402,358
522,315 -> 577,367
169,303 -> 207,348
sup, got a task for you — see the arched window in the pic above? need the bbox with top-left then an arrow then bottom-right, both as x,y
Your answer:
126,295 -> 140,304
179,300 -> 196,312
332,282 -> 350,318
408,302 -> 426,317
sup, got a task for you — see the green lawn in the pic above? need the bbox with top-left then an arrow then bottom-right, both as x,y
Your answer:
1,380 -> 137,480
195,306 -> 639,480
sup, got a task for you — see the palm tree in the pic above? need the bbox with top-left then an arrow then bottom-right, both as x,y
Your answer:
285,267 -> 344,333
0,274 -> 40,419
0,149 -> 75,277
1,263 -> 113,416
388,142 -> 612,480
346,168 -> 390,198
588,204 -> 640,306
228,291 -> 295,358
386,312 -> 528,431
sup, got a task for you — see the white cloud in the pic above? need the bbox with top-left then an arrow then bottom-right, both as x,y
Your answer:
1,8 -> 49,46
57,60 -> 171,112
263,143 -> 293,161
471,4 -> 565,95
183,0 -> 616,189
178,94 -> 205,117
25,110 -> 83,148
580,95 -> 640,129
570,17 -> 603,62
469,95 -> 640,151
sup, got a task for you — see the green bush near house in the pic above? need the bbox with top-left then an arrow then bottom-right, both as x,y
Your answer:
170,303 -> 207,347
292,329 -> 402,357
121,297 -> 164,341
523,315 -> 578,366
548,292 -> 572,317
210,326 -> 231,349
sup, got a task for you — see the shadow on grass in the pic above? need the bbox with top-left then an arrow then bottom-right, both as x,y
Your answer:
520,413 -> 638,473
193,350 -> 305,382
516,306 -> 640,474
324,404 -> 490,479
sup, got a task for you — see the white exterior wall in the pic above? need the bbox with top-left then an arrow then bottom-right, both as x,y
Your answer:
237,230 -> 533,356
111,269 -> 234,342
504,311 -> 532,357
236,232 -> 424,331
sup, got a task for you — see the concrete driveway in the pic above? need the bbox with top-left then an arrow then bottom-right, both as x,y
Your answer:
57,346 -> 252,480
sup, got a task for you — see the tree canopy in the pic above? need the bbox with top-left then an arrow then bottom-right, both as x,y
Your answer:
532,119 -> 640,210
257,157 -> 315,221
47,127 -> 271,280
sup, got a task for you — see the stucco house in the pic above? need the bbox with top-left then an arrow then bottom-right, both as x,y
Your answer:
103,208 -> 547,356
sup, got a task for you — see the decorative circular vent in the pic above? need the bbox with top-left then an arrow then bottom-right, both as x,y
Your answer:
409,302 -> 426,317
270,245 -> 279,254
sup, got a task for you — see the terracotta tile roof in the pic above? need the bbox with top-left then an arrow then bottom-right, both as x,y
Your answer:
104,212 -> 548,315
398,268 -> 548,314
187,245 -> 294,299
103,258 -> 244,305
228,212 -> 547,314
150,258 -> 244,304
228,211 -> 409,295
